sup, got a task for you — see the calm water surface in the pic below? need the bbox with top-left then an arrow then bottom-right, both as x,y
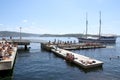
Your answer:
1,37 -> 120,80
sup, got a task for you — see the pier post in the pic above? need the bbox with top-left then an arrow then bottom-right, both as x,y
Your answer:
24,45 -> 27,50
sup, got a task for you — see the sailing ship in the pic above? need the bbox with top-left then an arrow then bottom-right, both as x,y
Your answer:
78,12 -> 117,44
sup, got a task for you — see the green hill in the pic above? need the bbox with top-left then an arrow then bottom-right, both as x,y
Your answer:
0,31 -> 118,38
0,31 -> 40,37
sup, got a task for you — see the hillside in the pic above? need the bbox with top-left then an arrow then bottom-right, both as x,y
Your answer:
0,31 -> 84,37
0,31 -> 118,38
0,31 -> 40,37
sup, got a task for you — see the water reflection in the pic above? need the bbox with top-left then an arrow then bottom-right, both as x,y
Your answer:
1,37 -> 120,80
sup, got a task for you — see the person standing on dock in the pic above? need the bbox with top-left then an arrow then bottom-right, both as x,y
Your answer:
0,49 -> 3,60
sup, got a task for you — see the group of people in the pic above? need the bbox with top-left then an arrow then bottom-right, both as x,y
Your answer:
48,40 -> 76,45
0,41 -> 14,60
66,53 -> 75,62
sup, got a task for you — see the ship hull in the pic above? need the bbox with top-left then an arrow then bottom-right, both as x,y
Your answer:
78,37 -> 116,44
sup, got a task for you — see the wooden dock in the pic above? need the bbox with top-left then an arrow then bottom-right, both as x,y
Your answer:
41,41 -> 105,69
0,47 -> 17,71
51,46 -> 103,69
58,43 -> 106,50
0,40 -> 18,72
41,42 -> 106,51
5,39 -> 48,50
6,39 -> 30,50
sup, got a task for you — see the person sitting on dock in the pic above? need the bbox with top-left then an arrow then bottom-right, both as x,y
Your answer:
66,53 -> 74,62
0,48 -> 3,60
1,47 -> 6,60
7,46 -> 13,56
0,42 -> 14,60
0,43 -> 3,48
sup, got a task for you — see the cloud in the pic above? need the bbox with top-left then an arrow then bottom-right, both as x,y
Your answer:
0,24 -> 3,26
22,20 -> 28,23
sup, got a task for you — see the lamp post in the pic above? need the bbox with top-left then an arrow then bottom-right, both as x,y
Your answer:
20,27 -> 22,40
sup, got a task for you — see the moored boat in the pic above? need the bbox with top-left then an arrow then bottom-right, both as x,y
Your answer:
78,12 -> 117,44
78,34 -> 117,44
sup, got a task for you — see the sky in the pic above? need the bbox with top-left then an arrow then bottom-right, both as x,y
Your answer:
0,0 -> 120,35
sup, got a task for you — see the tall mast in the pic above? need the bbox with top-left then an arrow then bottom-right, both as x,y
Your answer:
99,11 -> 101,38
86,12 -> 88,38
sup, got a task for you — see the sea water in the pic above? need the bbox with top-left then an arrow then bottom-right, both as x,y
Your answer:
1,37 -> 120,80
